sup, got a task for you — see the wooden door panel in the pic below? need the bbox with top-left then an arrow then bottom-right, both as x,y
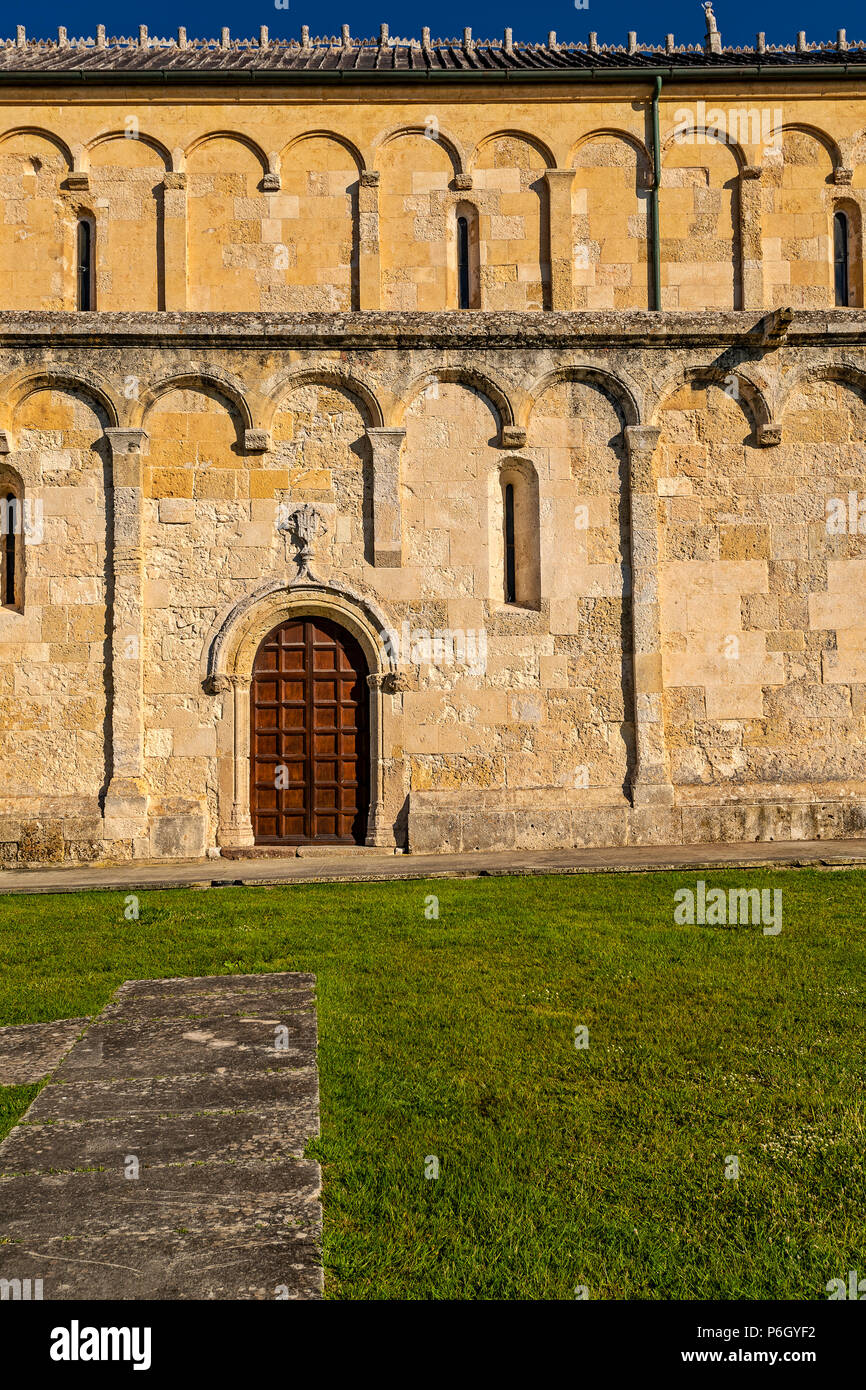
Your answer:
250,616 -> 369,844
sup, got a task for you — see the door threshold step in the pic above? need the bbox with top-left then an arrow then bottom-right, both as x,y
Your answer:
221,845 -> 396,860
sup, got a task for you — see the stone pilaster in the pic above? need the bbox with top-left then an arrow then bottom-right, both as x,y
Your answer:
103,427 -> 150,838
544,168 -> 575,310
366,426 -> 405,566
739,165 -> 764,310
624,424 -> 673,808
358,170 -> 381,310
365,673 -> 392,846
162,171 -> 188,311
220,674 -> 255,848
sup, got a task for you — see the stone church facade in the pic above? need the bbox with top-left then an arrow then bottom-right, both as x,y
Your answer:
2,20 -> 866,865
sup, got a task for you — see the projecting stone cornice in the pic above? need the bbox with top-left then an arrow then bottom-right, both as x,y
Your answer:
2,310 -> 866,349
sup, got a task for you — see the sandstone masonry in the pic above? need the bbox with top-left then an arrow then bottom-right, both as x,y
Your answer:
1,25 -> 866,863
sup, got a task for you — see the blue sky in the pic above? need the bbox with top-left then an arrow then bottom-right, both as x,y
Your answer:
3,3 -> 859,48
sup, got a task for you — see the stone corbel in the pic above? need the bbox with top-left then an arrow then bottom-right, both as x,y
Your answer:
0,431 -> 10,454
500,425 -> 527,450
366,426 -> 405,567
65,171 -> 89,192
833,168 -> 854,186
453,173 -> 473,192
757,422 -> 782,447
244,428 -> 272,454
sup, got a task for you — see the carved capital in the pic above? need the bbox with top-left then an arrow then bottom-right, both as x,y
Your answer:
740,164 -> 763,181
544,167 -> 576,186
366,426 -> 406,450
65,171 -> 89,191
833,167 -> 854,185
163,171 -> 187,190
360,170 -> 380,188
758,422 -> 782,447
262,172 -> 281,192
452,173 -> 473,192
105,427 -> 149,457
0,431 -> 10,454
624,425 -> 661,456
368,670 -> 408,694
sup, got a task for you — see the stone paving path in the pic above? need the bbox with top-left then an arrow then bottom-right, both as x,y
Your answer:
0,972 -> 322,1299
1,837 -> 866,896
0,1018 -> 91,1085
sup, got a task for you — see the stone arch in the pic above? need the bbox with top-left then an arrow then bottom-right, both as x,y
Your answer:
777,361 -> 866,419
831,197 -> 863,306
660,123 -> 747,171
374,124 -> 464,177
524,365 -> 641,431
1,366 -> 120,435
570,128 -> 652,171
281,129 -> 365,173
0,125 -> 73,168
761,124 -> 838,308
569,131 -> 653,309
185,133 -> 271,310
470,130 -> 552,310
263,365 -> 385,432
394,367 -> 516,436
489,455 -> 542,611
0,128 -> 78,308
184,130 -> 270,176
660,127 -> 743,308
0,458 -> 26,611
202,577 -> 398,850
766,121 -> 843,175
650,363 -> 772,435
136,369 -> 253,441
85,129 -> 172,169
470,129 -> 556,172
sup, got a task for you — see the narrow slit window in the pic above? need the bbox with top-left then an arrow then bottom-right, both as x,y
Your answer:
457,215 -> 470,310
1,491 -> 19,608
504,482 -> 516,604
77,219 -> 93,310
834,211 -> 849,308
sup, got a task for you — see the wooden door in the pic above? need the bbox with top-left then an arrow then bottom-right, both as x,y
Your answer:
250,617 -> 369,844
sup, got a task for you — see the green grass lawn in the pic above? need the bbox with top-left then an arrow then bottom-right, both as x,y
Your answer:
0,868 -> 863,1299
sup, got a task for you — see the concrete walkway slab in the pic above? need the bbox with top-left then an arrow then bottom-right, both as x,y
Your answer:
0,972 -> 322,1300
1,838 -> 866,897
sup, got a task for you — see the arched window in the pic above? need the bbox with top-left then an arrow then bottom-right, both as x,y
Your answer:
834,211 -> 850,308
77,218 -> 94,311
458,216 -> 471,310
455,202 -> 480,309
0,473 -> 24,611
504,482 -> 517,603
490,462 -> 541,611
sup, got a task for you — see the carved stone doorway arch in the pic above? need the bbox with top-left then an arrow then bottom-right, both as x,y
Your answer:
203,579 -> 398,849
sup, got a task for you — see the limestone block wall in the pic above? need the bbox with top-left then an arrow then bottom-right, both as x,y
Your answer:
1,81 -> 866,313
0,311 -> 866,863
